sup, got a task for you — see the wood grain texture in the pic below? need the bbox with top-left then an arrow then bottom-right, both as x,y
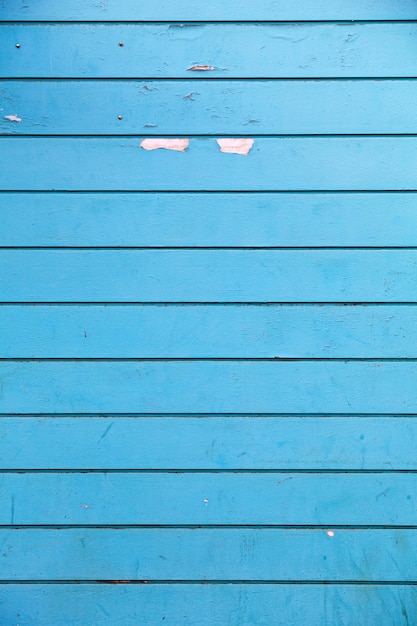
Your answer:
1,584 -> 415,626
2,304 -> 417,358
2,361 -> 417,414
2,0 -> 417,21
3,23 -> 417,78
4,192 -> 417,247
2,528 -> 417,581
2,472 -> 417,525
4,80 -> 417,136
2,250 -> 417,302
4,137 -> 417,191
2,416 -> 417,470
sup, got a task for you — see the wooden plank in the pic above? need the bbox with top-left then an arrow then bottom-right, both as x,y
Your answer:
2,528 -> 417,581
2,250 -> 417,303
4,192 -> 417,247
2,472 -> 417,525
2,416 -> 417,470
2,584 -> 417,626
2,24 -> 417,79
3,138 -> 417,191
2,361 -> 417,414
2,1 -> 417,21
4,80 -> 417,136
2,304 -> 417,358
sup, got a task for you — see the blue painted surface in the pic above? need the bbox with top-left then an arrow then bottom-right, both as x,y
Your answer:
1,2 -> 417,623
2,192 -> 417,246
3,361 -> 417,413
3,23 -> 417,78
3,80 -> 417,136
2,528 -> 417,581
2,250 -> 417,302
2,416 -> 417,470
4,138 -> 417,191
4,137 -> 417,190
2,472 -> 417,525
2,0 -> 417,21
1,584 -> 415,626
2,304 -> 417,358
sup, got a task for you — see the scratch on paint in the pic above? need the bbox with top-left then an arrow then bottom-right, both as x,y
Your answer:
4,114 -> 21,122
276,477 -> 293,486
10,495 -> 15,525
140,138 -> 189,152
217,138 -> 254,156
187,65 -> 215,71
99,422 -> 114,442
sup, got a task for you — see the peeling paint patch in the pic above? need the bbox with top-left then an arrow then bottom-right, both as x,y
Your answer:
4,114 -> 21,122
217,138 -> 254,156
140,138 -> 189,152
187,65 -> 215,71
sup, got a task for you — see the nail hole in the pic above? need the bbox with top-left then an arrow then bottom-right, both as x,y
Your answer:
15,43 -> 20,48
118,115 -> 123,120
119,42 -> 124,47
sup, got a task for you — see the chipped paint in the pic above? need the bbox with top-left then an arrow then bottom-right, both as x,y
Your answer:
327,530 -> 335,537
4,114 -> 22,122
187,65 -> 216,71
140,138 -> 189,152
217,138 -> 254,156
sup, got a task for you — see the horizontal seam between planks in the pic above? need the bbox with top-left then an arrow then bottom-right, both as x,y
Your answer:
0,580 -> 416,586
3,19 -> 417,25
5,76 -> 417,81
1,357 -> 417,362
3,77 -> 417,82
3,20 -> 417,24
2,190 -> 417,193
1,412 -> 417,417
1,469 -> 417,474
2,303 -> 417,307
6,133 -> 417,139
2,246 -> 417,250
2,298 -> 414,305
2,302 -> 417,306
0,188 -> 417,196
6,521 -> 417,528
6,134 -> 417,139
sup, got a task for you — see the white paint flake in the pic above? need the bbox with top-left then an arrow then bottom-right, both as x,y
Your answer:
140,138 -> 189,152
217,138 -> 254,156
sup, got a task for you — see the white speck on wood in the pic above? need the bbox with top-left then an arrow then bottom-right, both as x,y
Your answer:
4,114 -> 22,122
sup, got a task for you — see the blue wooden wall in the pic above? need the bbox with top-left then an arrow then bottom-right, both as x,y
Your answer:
1,2 -> 417,624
